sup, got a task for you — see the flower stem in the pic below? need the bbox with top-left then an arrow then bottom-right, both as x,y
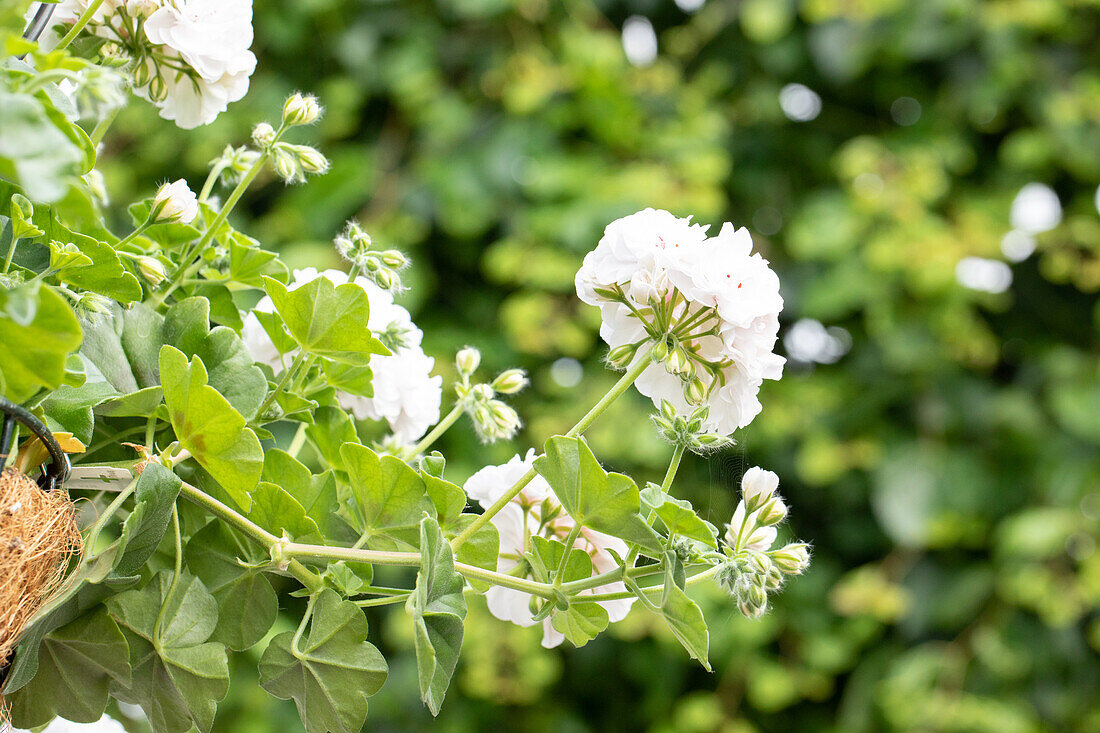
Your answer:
3,236 -> 22,274
153,504 -> 183,640
54,0 -> 108,51
90,107 -> 119,147
255,350 -> 309,419
410,402 -> 464,455
662,444 -> 685,493
449,343 -> 656,551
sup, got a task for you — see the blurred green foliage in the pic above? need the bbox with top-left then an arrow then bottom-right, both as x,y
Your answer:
95,0 -> 1099,730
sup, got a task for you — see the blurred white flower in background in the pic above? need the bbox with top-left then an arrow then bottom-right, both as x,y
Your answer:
779,83 -> 822,122
621,16 -> 658,67
955,256 -> 1012,294
1010,182 -> 1062,234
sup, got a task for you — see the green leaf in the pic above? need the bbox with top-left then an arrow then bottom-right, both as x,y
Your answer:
228,239 -> 288,287
162,297 -> 267,420
658,555 -> 711,671
263,275 -> 389,365
409,516 -> 467,715
420,464 -> 467,528
640,485 -> 718,548
529,537 -> 610,647
339,442 -> 433,550
160,345 -> 262,511
0,89 -> 84,201
306,405 -> 359,472
114,462 -> 183,576
534,435 -> 662,554
321,360 -> 375,397
107,572 -> 230,733
249,481 -> 322,541
447,513 -> 500,591
94,385 -> 164,417
185,522 -> 278,651
0,283 -> 82,401
52,232 -> 143,303
262,449 -> 341,536
6,609 -> 130,728
258,589 -> 388,733
40,361 -> 118,443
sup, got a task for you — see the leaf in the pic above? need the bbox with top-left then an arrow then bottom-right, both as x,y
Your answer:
94,385 -> 164,417
658,555 -> 711,671
0,89 -> 84,201
258,588 -> 388,733
262,449 -> 341,535
420,464 -> 467,528
53,232 -> 143,303
114,462 -> 183,576
534,435 -> 662,554
162,297 -> 267,420
408,516 -> 467,715
228,239 -> 288,287
0,283 -> 82,401
6,609 -> 130,728
306,405 -> 359,472
321,360 -> 375,397
529,537 -> 610,647
160,345 -> 262,511
641,486 -> 718,548
263,275 -> 389,365
185,522 -> 278,651
447,513 -> 500,591
249,481 -> 322,541
107,572 -> 230,733
40,361 -> 118,444
339,442 -> 433,550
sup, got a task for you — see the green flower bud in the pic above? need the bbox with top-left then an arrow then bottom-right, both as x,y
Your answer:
282,92 -> 321,126
607,343 -> 638,369
379,249 -> 408,269
771,542 -> 811,575
251,122 -> 277,148
271,145 -> 303,183
684,377 -> 707,405
136,256 -> 167,286
147,74 -> 168,102
491,369 -> 528,395
651,338 -> 670,362
290,144 -> 329,175
456,346 -> 481,376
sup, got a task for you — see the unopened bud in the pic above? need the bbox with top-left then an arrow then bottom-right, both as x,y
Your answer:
491,369 -> 528,395
684,378 -> 707,405
136,256 -> 167,286
667,345 -> 691,376
651,338 -> 670,362
372,267 -> 400,292
471,384 -> 494,402
147,74 -> 168,103
283,92 -> 321,126
456,347 -> 481,376
131,60 -> 153,88
100,42 -> 129,67
489,401 -> 521,435
741,467 -> 779,512
379,249 -> 408,269
291,145 -> 329,175
271,145 -> 303,183
757,496 -> 788,526
607,343 -> 638,369
771,543 -> 811,575
152,179 -> 198,224
251,122 -> 277,148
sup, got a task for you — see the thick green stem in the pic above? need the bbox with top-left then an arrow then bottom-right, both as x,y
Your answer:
3,236 -> 22,274
255,350 -> 309,418
410,402 -> 464,456
153,504 -> 183,640
90,108 -> 119,147
450,343 -> 657,550
662,444 -> 686,493
553,523 -> 583,587
54,0 -> 108,51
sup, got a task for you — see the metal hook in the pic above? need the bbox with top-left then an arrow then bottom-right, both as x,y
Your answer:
0,397 -> 70,491
17,2 -> 57,60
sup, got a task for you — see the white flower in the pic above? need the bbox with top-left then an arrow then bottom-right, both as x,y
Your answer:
725,503 -> 778,553
36,0 -> 257,129
740,466 -> 779,511
241,268 -> 442,444
575,209 -> 785,435
14,713 -> 129,733
152,179 -> 198,223
464,451 -> 634,648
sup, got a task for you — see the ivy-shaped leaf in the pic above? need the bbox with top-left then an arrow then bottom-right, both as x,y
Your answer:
640,483 -> 718,548
0,282 -> 82,401
306,405 -> 359,473
107,572 -> 230,733
408,516 -> 467,715
160,345 -> 262,511
262,449 -> 341,536
258,588 -> 388,733
114,462 -> 183,576
6,609 -> 130,728
534,435 -> 662,554
263,275 -> 389,365
529,537 -> 609,647
339,442 -> 433,551
658,553 -> 711,671
185,522 -> 278,651
249,481 -> 322,541
53,232 -> 142,303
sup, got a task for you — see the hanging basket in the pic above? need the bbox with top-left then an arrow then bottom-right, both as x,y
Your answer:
0,397 -> 81,681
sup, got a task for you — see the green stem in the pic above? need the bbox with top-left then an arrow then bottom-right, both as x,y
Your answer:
198,162 -> 228,202
571,564 -> 721,604
355,594 -> 410,608
410,402 -> 464,456
89,107 -> 119,147
287,421 -> 308,458
450,343 -> 657,550
3,236 -> 22,274
553,523 -> 583,587
662,444 -> 685,493
153,504 -> 183,641
292,593 -> 318,654
115,222 -> 151,251
256,350 -> 308,418
83,477 -> 138,551
54,0 -> 108,51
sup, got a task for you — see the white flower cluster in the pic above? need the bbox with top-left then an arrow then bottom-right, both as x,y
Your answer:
575,208 -> 785,435
242,268 -> 442,444
719,467 -> 810,618
464,451 -> 633,648
40,0 -> 257,128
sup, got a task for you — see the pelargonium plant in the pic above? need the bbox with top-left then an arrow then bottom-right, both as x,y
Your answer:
0,2 -> 809,732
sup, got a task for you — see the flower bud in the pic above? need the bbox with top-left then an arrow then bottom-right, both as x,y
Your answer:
606,343 -> 638,369
771,543 -> 811,575
693,433 -> 733,453
471,384 -> 494,402
379,249 -> 408,269
660,399 -> 678,422
741,467 -> 780,512
757,496 -> 788,526
371,267 -> 401,292
126,0 -> 158,16
99,42 -> 129,67
131,60 -> 154,88
491,369 -> 528,395
152,179 -> 198,224
456,347 -> 481,376
251,122 -> 277,148
667,345 -> 691,376
136,256 -> 167,286
147,74 -> 168,102
651,338 -> 670,363
72,290 -> 112,317
684,378 -> 707,405
283,92 -> 321,126
489,400 -> 521,435
83,170 -> 109,207
292,145 -> 330,175
271,145 -> 303,184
